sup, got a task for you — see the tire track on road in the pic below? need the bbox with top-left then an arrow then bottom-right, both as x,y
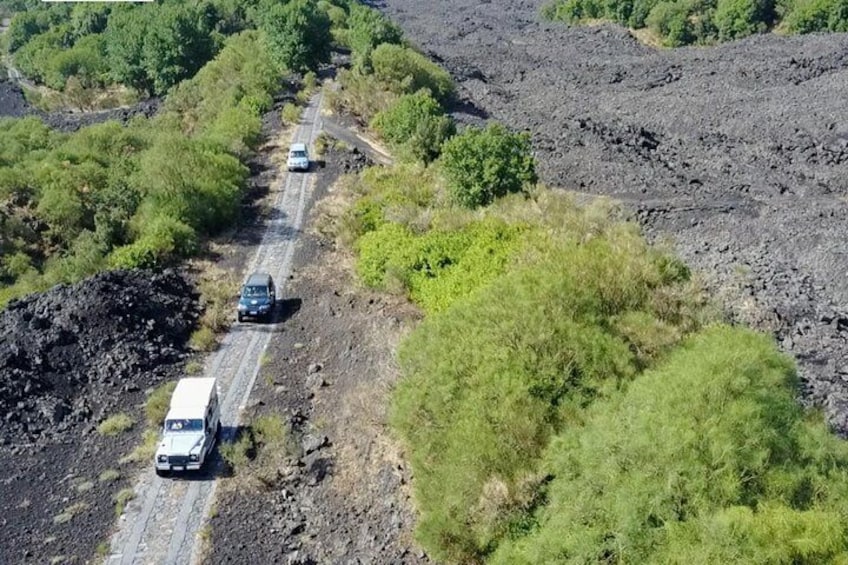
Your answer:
106,91 -> 324,565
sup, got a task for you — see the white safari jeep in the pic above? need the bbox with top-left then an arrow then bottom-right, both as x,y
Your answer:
154,377 -> 221,476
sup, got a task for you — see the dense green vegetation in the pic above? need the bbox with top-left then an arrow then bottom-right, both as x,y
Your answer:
543,0 -> 848,45
325,16 -> 848,564
0,0 -> 381,306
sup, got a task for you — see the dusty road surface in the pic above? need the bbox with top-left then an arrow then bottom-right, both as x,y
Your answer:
104,93 -> 324,565
374,0 -> 848,430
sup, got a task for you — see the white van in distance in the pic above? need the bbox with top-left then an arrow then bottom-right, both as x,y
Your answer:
154,377 -> 221,476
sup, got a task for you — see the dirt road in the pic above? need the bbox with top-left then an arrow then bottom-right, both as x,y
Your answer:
104,93 -> 324,565
373,0 -> 848,431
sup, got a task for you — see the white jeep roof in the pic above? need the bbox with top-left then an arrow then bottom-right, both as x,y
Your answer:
169,377 -> 216,409
290,142 -> 307,152
164,405 -> 206,421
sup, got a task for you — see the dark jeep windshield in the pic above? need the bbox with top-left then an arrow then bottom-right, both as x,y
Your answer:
242,285 -> 268,298
165,419 -> 203,432
290,150 -> 307,158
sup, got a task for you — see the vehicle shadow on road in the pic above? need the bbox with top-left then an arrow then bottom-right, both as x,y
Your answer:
232,298 -> 302,333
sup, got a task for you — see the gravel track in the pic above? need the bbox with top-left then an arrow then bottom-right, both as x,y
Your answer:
104,92 -> 324,565
374,0 -> 848,431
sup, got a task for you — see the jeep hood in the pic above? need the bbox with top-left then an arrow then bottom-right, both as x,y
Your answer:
158,432 -> 204,455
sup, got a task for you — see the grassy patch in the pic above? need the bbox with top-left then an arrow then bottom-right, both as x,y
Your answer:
281,102 -> 301,126
189,326 -> 217,352
96,413 -> 134,437
145,381 -> 177,428
185,360 -> 204,375
95,542 -> 111,557
119,429 -> 159,465
52,502 -> 89,525
220,414 -> 296,489
98,469 -> 121,483
113,488 -> 136,517
74,480 -> 95,494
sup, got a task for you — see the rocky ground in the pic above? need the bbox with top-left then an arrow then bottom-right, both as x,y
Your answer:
0,269 -> 199,565
374,0 -> 848,432
0,78 -> 160,131
205,144 -> 428,564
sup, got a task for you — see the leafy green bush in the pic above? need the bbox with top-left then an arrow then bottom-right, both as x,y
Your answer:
356,217 -> 526,313
371,43 -> 455,103
346,2 -> 404,70
391,230 -> 699,562
782,0 -> 848,31
165,30 -> 281,136
493,326 -> 848,564
646,1 -> 695,45
133,134 -> 246,234
440,123 -> 537,209
108,214 -> 197,269
715,0 -> 775,39
371,90 -> 455,163
329,67 -> 398,121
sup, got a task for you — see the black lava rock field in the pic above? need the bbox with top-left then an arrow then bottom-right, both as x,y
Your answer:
376,0 -> 848,432
0,269 -> 198,446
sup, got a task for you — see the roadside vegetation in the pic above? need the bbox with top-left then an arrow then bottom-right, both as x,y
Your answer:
0,0 -> 376,309
220,414 -> 297,489
322,12 -> 848,564
543,0 -> 848,46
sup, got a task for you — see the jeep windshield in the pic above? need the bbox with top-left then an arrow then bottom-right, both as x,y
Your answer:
290,151 -> 307,158
165,419 -> 204,432
242,285 -> 268,298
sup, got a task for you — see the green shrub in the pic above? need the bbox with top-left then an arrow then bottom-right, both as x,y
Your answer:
330,67 -> 398,121
783,0 -> 848,31
441,123 -> 537,209
201,104 -> 262,158
281,102 -> 301,125
260,0 -> 332,72
189,326 -> 217,352
371,90 -> 455,163
371,43 -> 455,103
113,488 -> 136,517
493,326 -> 848,564
221,414 -> 294,486
108,215 -> 197,269
97,413 -> 134,436
346,3 -> 404,70
715,0 -> 775,39
646,1 -> 696,46
132,134 -> 247,234
356,217 -> 526,313
165,30 -> 282,135
338,163 -> 440,242
391,229 -> 700,561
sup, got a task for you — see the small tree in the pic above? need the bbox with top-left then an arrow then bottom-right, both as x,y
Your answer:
262,0 -> 332,72
346,3 -> 403,70
440,123 -> 537,209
